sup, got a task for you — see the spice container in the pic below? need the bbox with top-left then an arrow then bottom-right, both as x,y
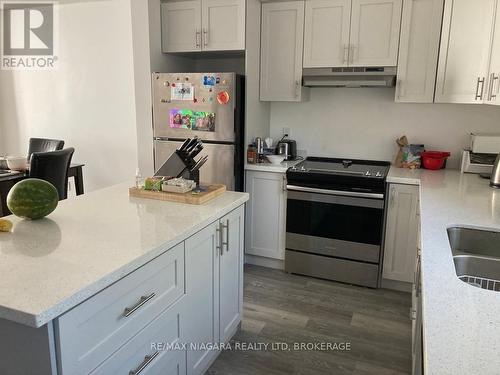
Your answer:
247,145 -> 257,164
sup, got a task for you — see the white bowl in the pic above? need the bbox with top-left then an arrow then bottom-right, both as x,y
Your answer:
266,155 -> 286,165
6,156 -> 27,171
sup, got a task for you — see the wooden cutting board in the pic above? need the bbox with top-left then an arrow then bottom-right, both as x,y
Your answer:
129,184 -> 226,205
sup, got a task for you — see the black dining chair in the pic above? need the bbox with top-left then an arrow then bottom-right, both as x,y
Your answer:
27,138 -> 65,161
29,148 -> 75,200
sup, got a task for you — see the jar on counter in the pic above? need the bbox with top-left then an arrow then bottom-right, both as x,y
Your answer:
247,145 -> 257,164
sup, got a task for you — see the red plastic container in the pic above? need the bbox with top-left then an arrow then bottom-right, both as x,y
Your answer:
421,151 -> 451,170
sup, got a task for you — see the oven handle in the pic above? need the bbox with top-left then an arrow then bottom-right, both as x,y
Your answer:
286,185 -> 384,200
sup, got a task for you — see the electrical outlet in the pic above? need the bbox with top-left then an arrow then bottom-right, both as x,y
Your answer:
283,127 -> 290,137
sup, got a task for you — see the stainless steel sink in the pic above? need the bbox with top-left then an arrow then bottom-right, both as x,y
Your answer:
447,227 -> 500,292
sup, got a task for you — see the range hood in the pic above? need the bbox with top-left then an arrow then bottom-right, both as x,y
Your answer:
303,67 -> 397,88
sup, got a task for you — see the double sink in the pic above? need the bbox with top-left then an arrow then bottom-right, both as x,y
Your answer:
448,227 -> 500,292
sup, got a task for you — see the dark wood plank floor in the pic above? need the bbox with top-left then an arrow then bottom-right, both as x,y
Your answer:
207,264 -> 412,375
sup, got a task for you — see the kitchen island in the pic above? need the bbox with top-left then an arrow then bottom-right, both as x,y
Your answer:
0,182 -> 248,374
388,168 -> 500,375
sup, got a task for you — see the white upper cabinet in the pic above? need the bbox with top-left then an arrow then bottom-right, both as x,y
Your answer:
396,0 -> 445,103
260,1 -> 308,101
303,0 -> 351,68
162,0 -> 245,53
485,5 -> 500,105
349,0 -> 403,66
202,0 -> 246,51
162,1 -> 202,53
435,0 -> 496,104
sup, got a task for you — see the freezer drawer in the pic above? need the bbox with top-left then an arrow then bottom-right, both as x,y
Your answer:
152,72 -> 236,142
154,140 -> 235,190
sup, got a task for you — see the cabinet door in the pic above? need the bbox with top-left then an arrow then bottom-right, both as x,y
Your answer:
245,171 -> 286,260
260,1 -> 306,101
349,0 -> 402,66
435,0 -> 496,104
184,223 -> 219,375
485,6 -> 500,105
382,184 -> 419,283
219,206 -> 244,343
396,0 -> 444,103
303,0 -> 351,68
161,1 -> 202,53
201,0 -> 245,51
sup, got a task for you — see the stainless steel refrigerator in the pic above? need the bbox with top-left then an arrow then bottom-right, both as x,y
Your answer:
152,72 -> 245,191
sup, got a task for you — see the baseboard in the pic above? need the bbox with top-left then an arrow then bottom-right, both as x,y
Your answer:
244,254 -> 284,270
381,278 -> 412,293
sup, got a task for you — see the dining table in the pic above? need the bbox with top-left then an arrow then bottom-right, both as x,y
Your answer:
0,163 -> 85,217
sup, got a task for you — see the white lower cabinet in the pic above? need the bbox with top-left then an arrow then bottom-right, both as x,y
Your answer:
184,205 -> 244,375
219,207 -> 244,343
382,183 -> 419,284
245,170 -> 287,260
184,221 -> 220,375
54,205 -> 245,375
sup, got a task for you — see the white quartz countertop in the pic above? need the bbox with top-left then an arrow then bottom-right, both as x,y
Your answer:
387,166 -> 422,185
245,159 -> 302,173
389,167 -> 500,374
0,182 -> 248,328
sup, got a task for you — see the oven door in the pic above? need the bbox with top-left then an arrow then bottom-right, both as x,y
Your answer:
286,185 -> 385,263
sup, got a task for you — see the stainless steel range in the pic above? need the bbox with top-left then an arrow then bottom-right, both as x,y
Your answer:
285,157 -> 390,288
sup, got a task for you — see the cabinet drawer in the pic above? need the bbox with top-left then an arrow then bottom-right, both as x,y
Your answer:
57,242 -> 185,374
90,301 -> 186,375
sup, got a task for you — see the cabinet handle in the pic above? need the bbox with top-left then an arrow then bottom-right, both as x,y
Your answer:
389,186 -> 396,208
123,293 -> 156,318
216,224 -> 222,255
129,351 -> 160,375
397,79 -> 405,99
222,220 -> 229,252
295,80 -> 300,98
195,30 -> 201,48
489,73 -> 499,100
410,309 -> 417,321
217,223 -> 223,255
343,44 -> 349,64
350,45 -> 355,64
475,77 -> 485,101
203,28 -> 208,47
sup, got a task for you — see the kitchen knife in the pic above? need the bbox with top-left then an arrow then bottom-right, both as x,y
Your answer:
185,137 -> 199,153
179,139 -> 190,151
189,144 -> 204,159
190,155 -> 208,173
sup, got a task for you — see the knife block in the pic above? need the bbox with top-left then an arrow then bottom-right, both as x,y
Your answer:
155,150 -> 200,185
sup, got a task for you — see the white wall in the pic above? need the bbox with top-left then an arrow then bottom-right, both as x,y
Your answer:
270,88 -> 500,168
0,0 -> 139,191
131,0 -> 154,177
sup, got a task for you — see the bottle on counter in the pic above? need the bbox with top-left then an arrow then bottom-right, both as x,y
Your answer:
247,144 -> 257,164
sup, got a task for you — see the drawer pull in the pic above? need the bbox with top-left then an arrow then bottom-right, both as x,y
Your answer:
123,293 -> 156,318
129,351 -> 160,375
222,220 -> 229,252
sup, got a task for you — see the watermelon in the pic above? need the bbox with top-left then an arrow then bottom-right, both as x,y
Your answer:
7,178 -> 59,220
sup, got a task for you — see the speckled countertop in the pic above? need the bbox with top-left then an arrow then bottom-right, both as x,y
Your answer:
0,182 -> 248,328
389,167 -> 500,375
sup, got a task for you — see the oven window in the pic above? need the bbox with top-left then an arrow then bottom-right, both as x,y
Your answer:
287,198 -> 383,245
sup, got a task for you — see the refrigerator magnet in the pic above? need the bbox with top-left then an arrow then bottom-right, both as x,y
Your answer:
203,75 -> 216,87
216,91 -> 230,105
